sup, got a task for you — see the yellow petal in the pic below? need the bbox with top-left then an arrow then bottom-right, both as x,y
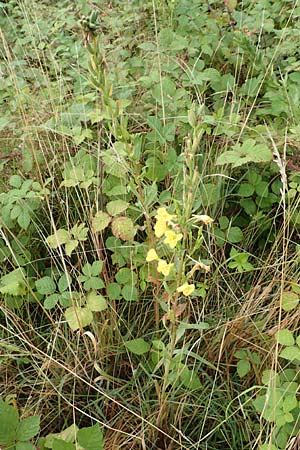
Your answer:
154,218 -> 168,238
155,207 -> 176,222
163,230 -> 183,249
177,283 -> 195,296
157,259 -> 173,276
146,248 -> 159,262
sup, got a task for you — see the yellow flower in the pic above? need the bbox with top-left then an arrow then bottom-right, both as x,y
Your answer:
176,283 -> 195,296
146,248 -> 159,262
157,259 -> 173,277
154,218 -> 169,238
155,207 -> 176,222
163,230 -> 183,249
198,215 -> 214,225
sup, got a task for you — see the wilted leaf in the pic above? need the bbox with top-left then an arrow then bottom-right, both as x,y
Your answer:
111,216 -> 136,241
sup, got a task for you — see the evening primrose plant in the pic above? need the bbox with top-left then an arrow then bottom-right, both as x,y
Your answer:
144,206 -> 213,425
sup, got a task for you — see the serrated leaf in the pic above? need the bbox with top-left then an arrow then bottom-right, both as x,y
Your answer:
280,346 -> 300,362
35,276 -> 56,296
77,424 -> 104,450
46,229 -> 70,249
17,210 -> 31,229
65,239 -> 78,257
237,359 -> 251,378
106,283 -> 121,300
65,307 -> 93,331
91,261 -> 103,276
16,415 -> 40,441
106,200 -> 129,216
0,399 -> 19,445
9,175 -> 22,188
70,223 -> 88,241
92,211 -> 111,232
58,274 -> 72,293
125,338 -> 150,355
115,268 -> 137,285
111,216 -> 136,241
227,227 -> 243,243
275,329 -> 295,346
282,291 -> 299,311
86,291 -> 107,312
84,278 -> 105,291
44,294 -> 60,310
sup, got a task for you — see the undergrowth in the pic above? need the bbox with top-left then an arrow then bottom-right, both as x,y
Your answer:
1,1 -> 300,449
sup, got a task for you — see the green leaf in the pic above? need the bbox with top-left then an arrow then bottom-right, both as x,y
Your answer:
52,439 -> 76,450
218,216 -> 229,230
17,209 -> 31,229
65,307 -> 93,331
58,274 -> 72,293
240,198 -> 256,216
84,278 -> 105,291
227,227 -> 243,243
259,444 -> 278,450
35,276 -> 56,296
46,229 -> 70,249
216,139 -> 272,167
255,181 -> 269,197
0,399 -> 19,445
111,217 -> 136,241
275,329 -> 295,346
44,294 -> 60,310
282,394 -> 297,413
91,261 -> 103,276
125,338 -> 150,355
237,359 -> 251,378
9,175 -> 22,188
282,291 -> 299,311
122,285 -> 138,301
280,345 -> 300,362
115,268 -> 132,284
77,424 -> 104,450
16,415 -> 40,441
106,200 -> 129,216
106,283 -> 121,300
16,442 -> 36,450
179,367 -> 201,390
92,211 -> 111,232
237,183 -> 255,197
86,291 -> 107,312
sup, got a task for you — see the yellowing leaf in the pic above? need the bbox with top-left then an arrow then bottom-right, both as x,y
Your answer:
65,307 -> 93,331
46,229 -> 70,249
92,211 -> 111,232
